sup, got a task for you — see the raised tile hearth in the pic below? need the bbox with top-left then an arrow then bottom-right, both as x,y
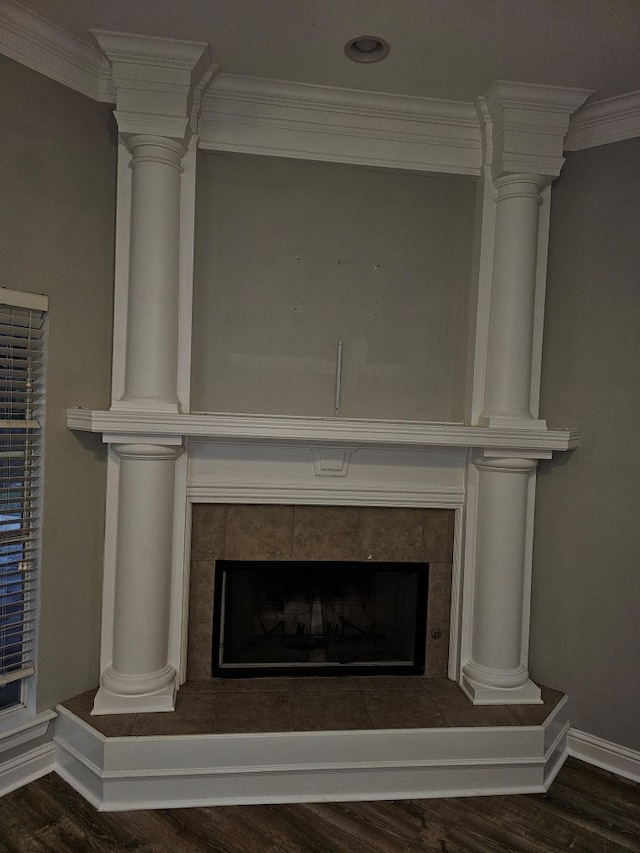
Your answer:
64,677 -> 563,737
55,677 -> 570,810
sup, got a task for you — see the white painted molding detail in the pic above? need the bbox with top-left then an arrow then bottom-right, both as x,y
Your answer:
91,30 -> 213,143
0,708 -> 57,796
310,447 -> 352,477
0,0 -> 114,102
2,6 -> 639,159
187,482 -> 465,508
199,73 -> 482,175
67,409 -> 580,453
54,700 -> 569,809
0,741 -> 57,797
567,729 -> 640,783
480,80 -> 592,179
565,91 -> 640,150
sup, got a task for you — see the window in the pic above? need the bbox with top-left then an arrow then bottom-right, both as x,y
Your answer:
0,289 -> 47,710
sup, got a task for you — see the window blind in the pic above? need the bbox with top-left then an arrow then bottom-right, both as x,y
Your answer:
0,293 -> 47,688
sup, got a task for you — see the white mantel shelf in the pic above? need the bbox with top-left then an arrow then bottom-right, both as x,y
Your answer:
67,408 -> 579,453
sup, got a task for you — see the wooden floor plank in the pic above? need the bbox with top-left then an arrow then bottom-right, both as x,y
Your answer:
0,758 -> 638,853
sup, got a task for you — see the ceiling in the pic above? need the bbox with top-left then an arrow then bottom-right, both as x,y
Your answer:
14,0 -> 640,103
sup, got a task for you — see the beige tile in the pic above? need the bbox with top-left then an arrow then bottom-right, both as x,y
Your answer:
225,505 -> 295,560
427,563 -> 453,621
427,681 -> 520,727
289,676 -> 360,691
425,562 -> 452,677
181,680 -> 218,693
361,689 -> 446,729
423,510 -> 455,563
292,505 -> 361,561
132,691 -> 218,737
62,689 -> 136,738
291,689 -> 371,731
355,676 -> 427,690
212,691 -> 294,733
215,677 -> 291,692
425,631 -> 450,678
191,503 -> 228,559
186,619 -> 213,681
188,560 -> 216,623
359,508 -> 424,562
508,686 -> 565,726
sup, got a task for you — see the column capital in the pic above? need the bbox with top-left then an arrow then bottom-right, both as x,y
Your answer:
92,30 -> 218,145
473,455 -> 538,474
478,80 -> 592,181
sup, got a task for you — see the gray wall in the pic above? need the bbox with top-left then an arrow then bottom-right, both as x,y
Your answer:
192,152 -> 475,422
0,57 -> 116,711
531,138 -> 640,751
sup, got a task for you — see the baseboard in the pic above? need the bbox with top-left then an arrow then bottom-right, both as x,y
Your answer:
0,708 -> 57,797
568,728 -> 640,783
54,698 -> 570,811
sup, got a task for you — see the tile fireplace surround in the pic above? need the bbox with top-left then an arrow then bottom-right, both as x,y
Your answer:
188,505 -> 455,682
62,30 -> 588,807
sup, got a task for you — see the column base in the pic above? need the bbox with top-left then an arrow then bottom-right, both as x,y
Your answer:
478,413 -> 547,430
110,397 -> 180,414
92,666 -> 177,715
461,673 -> 542,705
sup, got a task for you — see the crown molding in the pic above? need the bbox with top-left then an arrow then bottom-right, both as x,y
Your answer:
565,90 -> 640,151
2,1 -> 638,157
479,80 -> 593,180
199,73 -> 483,175
0,0 -> 114,102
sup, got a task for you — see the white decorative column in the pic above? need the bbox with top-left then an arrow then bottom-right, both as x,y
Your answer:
481,174 -> 548,429
119,135 -> 185,412
91,32 -> 215,714
100,442 -> 182,708
462,456 -> 541,703
462,82 -> 591,704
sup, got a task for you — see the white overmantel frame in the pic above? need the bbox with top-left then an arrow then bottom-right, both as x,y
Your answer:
60,30 -> 594,715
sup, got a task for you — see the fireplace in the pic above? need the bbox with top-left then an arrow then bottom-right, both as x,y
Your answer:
213,559 -> 429,676
188,503 -> 454,682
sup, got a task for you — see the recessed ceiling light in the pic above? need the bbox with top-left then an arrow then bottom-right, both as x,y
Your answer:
344,35 -> 390,64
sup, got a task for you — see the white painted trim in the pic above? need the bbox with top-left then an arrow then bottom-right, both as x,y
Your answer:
0,0 -> 114,102
54,700 -> 568,810
199,73 -> 482,176
67,408 -> 580,453
567,728 -> 640,783
2,4 -> 639,160
0,286 -> 48,312
187,482 -> 465,508
447,506 -> 465,681
0,741 -> 56,796
565,91 -> 640,151
0,708 -> 57,796
109,139 -> 132,406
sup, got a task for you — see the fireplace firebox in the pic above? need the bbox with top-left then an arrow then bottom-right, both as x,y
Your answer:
212,560 -> 429,677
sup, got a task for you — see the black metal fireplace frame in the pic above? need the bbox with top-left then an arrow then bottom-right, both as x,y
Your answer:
211,559 -> 429,678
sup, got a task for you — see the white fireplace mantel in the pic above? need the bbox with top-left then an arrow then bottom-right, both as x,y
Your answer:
67,408 -> 579,454
62,29 -> 591,719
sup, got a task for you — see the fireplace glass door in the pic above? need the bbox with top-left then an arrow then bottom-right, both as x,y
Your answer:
212,560 -> 428,677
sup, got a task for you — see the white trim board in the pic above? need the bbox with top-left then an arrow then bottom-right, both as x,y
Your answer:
568,728 -> 640,784
0,708 -> 57,797
54,698 -> 570,811
565,91 -> 640,151
0,0 -> 114,102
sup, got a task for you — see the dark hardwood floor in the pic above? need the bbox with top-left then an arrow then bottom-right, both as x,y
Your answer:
0,758 -> 638,852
